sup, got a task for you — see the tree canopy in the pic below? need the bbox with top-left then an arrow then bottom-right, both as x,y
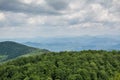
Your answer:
0,50 -> 120,80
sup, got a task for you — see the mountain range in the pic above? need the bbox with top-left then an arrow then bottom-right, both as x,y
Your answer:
0,36 -> 120,62
24,36 -> 120,51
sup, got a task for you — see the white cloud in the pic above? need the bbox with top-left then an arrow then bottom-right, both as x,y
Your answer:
90,3 -> 110,21
89,3 -> 120,22
27,16 -> 46,25
20,0 -> 46,5
0,0 -> 120,38
0,26 -> 39,38
113,0 -> 120,6
20,0 -> 33,4
35,0 -> 45,5
0,12 -> 5,21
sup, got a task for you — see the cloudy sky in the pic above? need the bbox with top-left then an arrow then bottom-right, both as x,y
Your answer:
0,0 -> 120,39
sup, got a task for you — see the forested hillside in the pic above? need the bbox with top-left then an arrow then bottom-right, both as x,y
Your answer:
0,41 -> 48,62
0,50 -> 120,80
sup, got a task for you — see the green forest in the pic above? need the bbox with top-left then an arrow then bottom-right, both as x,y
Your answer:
0,50 -> 120,80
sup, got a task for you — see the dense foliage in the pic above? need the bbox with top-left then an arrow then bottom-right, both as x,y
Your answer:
0,41 -> 48,61
0,50 -> 120,80
0,55 -> 8,62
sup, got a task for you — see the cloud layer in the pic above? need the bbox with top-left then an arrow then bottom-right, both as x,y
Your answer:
0,0 -> 120,38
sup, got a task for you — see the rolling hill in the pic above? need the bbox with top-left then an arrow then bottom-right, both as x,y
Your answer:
0,41 -> 49,62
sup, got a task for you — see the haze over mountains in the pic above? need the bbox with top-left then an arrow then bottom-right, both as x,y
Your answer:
0,36 -> 119,52
24,36 -> 120,51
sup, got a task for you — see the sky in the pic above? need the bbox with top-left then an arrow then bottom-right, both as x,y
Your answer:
0,0 -> 120,39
